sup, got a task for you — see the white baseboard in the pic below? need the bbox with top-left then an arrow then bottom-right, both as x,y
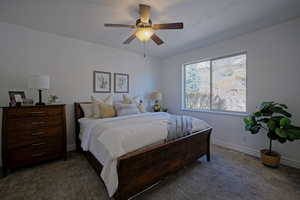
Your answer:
213,138 -> 300,169
67,144 -> 76,152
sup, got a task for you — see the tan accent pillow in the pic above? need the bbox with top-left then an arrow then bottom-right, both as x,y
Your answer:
99,103 -> 116,118
91,94 -> 113,118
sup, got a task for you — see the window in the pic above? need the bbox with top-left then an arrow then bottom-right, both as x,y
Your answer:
183,53 -> 246,113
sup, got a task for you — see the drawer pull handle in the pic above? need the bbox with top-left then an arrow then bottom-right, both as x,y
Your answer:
32,132 -> 45,136
32,122 -> 45,125
32,152 -> 46,157
32,142 -> 46,146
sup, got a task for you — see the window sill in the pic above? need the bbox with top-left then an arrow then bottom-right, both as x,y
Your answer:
181,108 -> 249,117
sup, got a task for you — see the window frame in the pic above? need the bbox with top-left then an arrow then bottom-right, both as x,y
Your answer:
182,52 -> 248,116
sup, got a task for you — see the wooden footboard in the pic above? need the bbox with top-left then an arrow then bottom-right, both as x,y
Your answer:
115,129 -> 211,200
74,103 -> 211,200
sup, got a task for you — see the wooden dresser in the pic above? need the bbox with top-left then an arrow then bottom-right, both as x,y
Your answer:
1,105 -> 66,176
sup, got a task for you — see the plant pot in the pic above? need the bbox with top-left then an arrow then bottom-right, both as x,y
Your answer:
260,149 -> 281,168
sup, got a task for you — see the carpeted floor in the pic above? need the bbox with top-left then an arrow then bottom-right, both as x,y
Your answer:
1,145 -> 300,200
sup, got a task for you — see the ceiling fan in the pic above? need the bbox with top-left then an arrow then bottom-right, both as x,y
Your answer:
104,4 -> 184,45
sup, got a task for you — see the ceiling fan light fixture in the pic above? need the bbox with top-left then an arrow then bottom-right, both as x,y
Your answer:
135,27 -> 154,41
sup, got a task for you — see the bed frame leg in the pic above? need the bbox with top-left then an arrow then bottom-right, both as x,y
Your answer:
206,131 -> 211,162
206,152 -> 210,162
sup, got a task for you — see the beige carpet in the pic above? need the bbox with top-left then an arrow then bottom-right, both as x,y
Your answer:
1,145 -> 299,200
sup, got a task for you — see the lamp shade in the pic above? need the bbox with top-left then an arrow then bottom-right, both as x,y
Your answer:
28,75 -> 50,90
150,91 -> 162,101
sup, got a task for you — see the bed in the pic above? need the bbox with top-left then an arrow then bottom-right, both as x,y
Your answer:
74,102 -> 212,200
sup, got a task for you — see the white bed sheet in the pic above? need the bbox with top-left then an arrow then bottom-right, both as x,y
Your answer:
78,112 -> 211,197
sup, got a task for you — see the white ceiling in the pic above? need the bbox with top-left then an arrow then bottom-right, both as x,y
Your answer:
1,0 -> 300,58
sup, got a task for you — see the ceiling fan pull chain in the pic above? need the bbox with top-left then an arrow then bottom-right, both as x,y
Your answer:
143,41 -> 146,58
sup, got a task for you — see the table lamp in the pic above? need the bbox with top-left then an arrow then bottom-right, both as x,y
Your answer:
150,91 -> 162,112
28,75 -> 50,106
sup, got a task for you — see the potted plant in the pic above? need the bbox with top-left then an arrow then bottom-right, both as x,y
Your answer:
243,102 -> 300,168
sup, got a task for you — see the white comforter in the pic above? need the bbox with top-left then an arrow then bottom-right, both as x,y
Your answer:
79,112 -> 210,197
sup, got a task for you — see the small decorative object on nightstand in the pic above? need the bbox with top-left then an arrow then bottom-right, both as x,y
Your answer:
28,75 -> 50,106
150,91 -> 162,112
1,104 -> 67,177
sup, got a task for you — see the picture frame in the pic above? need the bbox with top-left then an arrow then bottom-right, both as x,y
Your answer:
114,73 -> 129,93
93,71 -> 111,93
9,91 -> 26,107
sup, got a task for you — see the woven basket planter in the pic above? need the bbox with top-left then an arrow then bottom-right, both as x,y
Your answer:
260,149 -> 281,168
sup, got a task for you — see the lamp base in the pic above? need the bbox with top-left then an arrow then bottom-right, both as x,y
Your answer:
153,103 -> 161,112
36,89 -> 45,106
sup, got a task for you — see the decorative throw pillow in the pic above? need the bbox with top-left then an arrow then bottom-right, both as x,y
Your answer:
122,95 -> 146,113
80,103 -> 93,118
115,103 -> 140,116
91,94 -> 113,118
122,95 -> 139,104
99,103 -> 116,118
122,94 -> 132,104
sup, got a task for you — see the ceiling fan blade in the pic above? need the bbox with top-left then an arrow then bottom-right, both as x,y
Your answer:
123,33 -> 136,44
151,34 -> 164,45
104,24 -> 135,28
153,23 -> 184,30
139,4 -> 151,23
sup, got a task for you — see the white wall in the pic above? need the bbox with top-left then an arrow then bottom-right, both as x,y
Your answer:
161,18 -> 300,168
0,22 -> 161,164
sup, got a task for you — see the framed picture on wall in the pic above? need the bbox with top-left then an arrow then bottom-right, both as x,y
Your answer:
114,73 -> 129,93
93,71 -> 111,93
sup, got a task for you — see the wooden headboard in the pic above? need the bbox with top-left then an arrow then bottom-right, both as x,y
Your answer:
74,102 -> 91,151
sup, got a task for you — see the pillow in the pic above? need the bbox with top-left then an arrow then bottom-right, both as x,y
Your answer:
91,94 -> 113,104
115,103 -> 140,116
122,95 -> 146,112
99,103 -> 116,118
122,95 -> 139,104
80,104 -> 93,118
91,94 -> 113,118
122,94 -> 132,104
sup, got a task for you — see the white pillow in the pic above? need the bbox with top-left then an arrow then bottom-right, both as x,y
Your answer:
114,103 -> 140,116
80,104 -> 93,118
91,94 -> 113,118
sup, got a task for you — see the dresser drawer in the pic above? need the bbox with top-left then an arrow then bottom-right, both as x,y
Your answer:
7,117 -> 48,130
6,116 -> 63,130
7,126 -> 63,148
7,138 -> 63,168
7,108 -> 48,119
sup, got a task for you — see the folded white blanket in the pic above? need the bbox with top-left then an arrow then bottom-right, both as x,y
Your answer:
79,112 -> 210,197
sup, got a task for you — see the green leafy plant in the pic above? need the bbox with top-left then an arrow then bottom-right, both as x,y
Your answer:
244,102 -> 300,155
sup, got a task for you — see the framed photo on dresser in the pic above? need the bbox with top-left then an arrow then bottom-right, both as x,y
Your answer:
114,73 -> 129,93
93,71 -> 111,93
8,91 -> 26,107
